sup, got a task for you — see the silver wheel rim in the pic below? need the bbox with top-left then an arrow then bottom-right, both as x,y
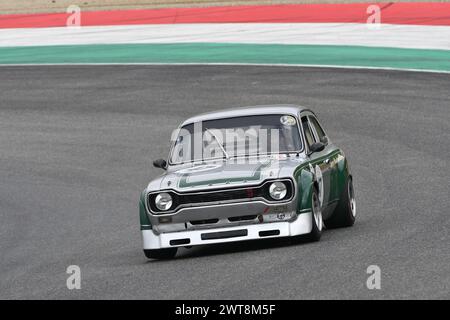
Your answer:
348,179 -> 356,217
312,192 -> 323,231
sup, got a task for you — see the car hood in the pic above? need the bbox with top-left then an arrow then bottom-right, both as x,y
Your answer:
147,155 -> 307,193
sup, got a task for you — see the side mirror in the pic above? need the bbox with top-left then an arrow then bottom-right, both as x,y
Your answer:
309,142 -> 325,154
153,159 -> 167,170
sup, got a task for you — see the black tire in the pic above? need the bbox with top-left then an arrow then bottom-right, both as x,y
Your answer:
325,176 -> 356,228
144,248 -> 177,260
305,187 -> 322,242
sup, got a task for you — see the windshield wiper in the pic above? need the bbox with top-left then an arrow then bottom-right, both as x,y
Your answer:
205,128 -> 229,160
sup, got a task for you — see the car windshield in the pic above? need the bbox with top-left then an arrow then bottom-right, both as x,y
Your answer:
169,114 -> 303,164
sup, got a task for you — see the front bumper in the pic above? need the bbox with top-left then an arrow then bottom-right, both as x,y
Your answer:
142,211 -> 312,249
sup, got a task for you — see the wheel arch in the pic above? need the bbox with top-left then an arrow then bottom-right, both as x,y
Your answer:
294,163 -> 318,213
139,190 -> 152,230
335,150 -> 352,199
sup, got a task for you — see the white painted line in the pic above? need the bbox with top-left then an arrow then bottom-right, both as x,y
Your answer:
0,62 -> 449,74
2,23 -> 450,50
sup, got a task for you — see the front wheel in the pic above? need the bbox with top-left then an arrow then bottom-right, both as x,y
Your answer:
305,187 -> 323,242
325,177 -> 356,228
292,188 -> 323,244
144,248 -> 177,260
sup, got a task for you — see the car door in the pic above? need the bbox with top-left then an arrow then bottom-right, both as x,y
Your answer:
300,115 -> 333,209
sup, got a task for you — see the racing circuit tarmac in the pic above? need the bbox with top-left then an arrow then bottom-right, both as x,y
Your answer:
0,65 -> 449,299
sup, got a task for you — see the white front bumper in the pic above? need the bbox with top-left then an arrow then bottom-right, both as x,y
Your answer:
142,212 -> 312,249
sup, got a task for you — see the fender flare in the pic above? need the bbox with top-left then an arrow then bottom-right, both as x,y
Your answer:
139,190 -> 152,230
295,164 -> 321,213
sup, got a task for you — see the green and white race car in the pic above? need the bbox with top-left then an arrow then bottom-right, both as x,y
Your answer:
139,105 -> 356,259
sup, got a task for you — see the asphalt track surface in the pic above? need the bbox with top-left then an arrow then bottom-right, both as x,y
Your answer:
0,65 -> 449,299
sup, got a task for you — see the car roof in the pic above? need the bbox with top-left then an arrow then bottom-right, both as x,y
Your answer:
180,104 -> 311,126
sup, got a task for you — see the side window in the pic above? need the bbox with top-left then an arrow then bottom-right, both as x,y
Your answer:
309,116 -> 328,144
301,116 -> 315,148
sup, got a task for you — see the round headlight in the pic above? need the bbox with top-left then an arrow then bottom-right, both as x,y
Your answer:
154,192 -> 173,211
269,182 -> 287,200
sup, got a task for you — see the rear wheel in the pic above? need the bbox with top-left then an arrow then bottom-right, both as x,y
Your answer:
325,177 -> 356,228
144,248 -> 177,260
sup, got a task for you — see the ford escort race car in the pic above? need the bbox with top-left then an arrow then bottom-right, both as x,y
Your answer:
139,105 -> 356,259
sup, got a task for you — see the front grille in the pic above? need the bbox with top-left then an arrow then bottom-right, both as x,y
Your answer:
179,187 -> 262,204
148,179 -> 294,214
